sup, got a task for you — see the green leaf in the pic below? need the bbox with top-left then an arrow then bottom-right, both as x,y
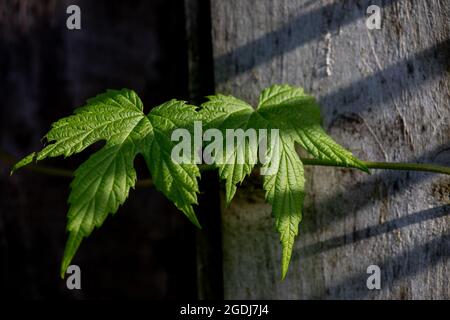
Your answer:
12,84 -> 369,280
259,85 -> 368,278
260,85 -> 368,278
200,95 -> 258,204
12,89 -> 145,172
257,84 -> 368,171
261,136 -> 304,279
143,100 -> 201,227
62,142 -> 138,277
12,89 -> 202,277
205,84 -> 368,278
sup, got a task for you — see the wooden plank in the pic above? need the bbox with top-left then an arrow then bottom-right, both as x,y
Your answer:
210,0 -> 450,299
184,0 -> 223,299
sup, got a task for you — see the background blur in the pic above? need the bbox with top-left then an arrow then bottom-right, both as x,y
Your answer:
0,0 -> 202,299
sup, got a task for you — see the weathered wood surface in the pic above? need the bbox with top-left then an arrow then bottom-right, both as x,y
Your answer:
210,0 -> 450,299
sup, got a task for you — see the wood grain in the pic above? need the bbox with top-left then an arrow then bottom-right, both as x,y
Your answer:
210,0 -> 450,299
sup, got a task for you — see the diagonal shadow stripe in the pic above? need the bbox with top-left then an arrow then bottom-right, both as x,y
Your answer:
300,205 -> 450,257
214,0 -> 400,84
319,39 -> 450,113
301,143 -> 450,235
326,228 -> 450,299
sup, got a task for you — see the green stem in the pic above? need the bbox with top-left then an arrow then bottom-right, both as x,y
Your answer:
300,158 -> 450,175
0,150 -> 73,178
364,161 -> 450,175
2,150 -> 449,188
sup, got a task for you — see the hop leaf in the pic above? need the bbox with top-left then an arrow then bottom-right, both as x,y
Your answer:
12,84 -> 368,280
203,84 -> 368,278
200,95 -> 259,204
12,89 -> 201,277
258,85 -> 368,169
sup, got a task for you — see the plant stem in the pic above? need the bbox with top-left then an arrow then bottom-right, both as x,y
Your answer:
300,158 -> 450,175
1,150 -> 449,188
0,150 -> 73,178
